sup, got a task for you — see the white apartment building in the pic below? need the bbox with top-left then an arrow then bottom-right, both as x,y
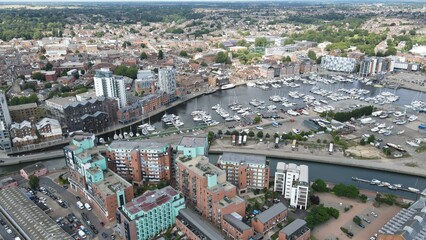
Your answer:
321,55 -> 356,73
94,68 -> 127,108
274,163 -> 309,210
158,66 -> 176,95
0,92 -> 11,150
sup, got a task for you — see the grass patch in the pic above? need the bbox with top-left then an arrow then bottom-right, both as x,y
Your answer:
415,144 -> 426,153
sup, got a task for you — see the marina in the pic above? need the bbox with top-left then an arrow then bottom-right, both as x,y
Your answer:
351,177 -> 423,195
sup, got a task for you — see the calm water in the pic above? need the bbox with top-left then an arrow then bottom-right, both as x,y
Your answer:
129,81 -> 425,135
208,154 -> 426,200
0,158 -> 66,175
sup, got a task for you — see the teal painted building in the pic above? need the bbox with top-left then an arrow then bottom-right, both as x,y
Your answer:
117,186 -> 185,240
176,136 -> 208,158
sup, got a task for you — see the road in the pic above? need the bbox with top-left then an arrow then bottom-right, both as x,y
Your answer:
40,176 -> 114,239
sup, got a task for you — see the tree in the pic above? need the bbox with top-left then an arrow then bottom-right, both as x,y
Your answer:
140,43 -> 146,48
308,50 -> 317,60
208,131 -> 215,142
122,41 -> 131,48
32,72 -> 43,80
353,216 -> 362,225
257,131 -> 263,139
248,131 -> 255,137
327,207 -> 340,219
215,51 -> 230,64
333,183 -> 359,199
359,194 -> 368,203
158,50 -> 164,59
44,82 -> 52,88
179,51 -> 188,57
28,175 -> 40,190
310,195 -> 320,205
42,62 -> 53,71
217,129 -> 223,135
200,61 -> 207,67
265,133 -> 270,139
196,47 -> 203,52
281,56 -> 291,62
254,37 -> 267,47
140,52 -> 148,60
254,116 -> 261,124
312,179 -> 329,192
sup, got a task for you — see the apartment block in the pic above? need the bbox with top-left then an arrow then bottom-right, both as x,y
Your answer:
176,135 -> 209,158
64,132 -> 134,222
359,57 -> 395,76
0,92 -> 11,150
46,96 -> 118,133
8,102 -> 45,123
217,152 -> 269,194
176,208 -> 225,240
175,154 -> 247,239
274,163 -> 309,210
321,55 -> 357,73
279,219 -> 311,240
94,68 -> 127,108
223,213 -> 254,240
251,202 -> 288,235
158,66 -> 177,99
116,186 -> 185,240
106,141 -> 172,184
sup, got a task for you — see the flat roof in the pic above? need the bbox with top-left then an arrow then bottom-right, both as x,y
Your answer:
220,152 -> 266,165
224,214 -> 251,232
96,170 -> 132,196
178,208 -> 225,240
22,162 -> 46,174
280,219 -> 307,236
177,155 -> 225,180
255,202 -> 287,224
124,186 -> 178,214
109,141 -> 168,151
0,188 -> 73,240
178,136 -> 207,148
8,102 -> 37,111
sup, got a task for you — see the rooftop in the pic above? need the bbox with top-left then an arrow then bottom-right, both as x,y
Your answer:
109,141 -> 168,151
96,170 -> 131,196
220,152 -> 266,166
177,154 -> 225,180
177,208 -> 225,240
0,188 -> 72,240
124,186 -> 179,214
178,136 -> 207,148
22,162 -> 46,174
224,214 -> 251,232
255,202 -> 287,224
280,219 -> 308,237
8,102 -> 37,111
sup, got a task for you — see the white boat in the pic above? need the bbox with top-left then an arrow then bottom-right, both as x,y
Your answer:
397,130 -> 405,135
246,82 -> 256,87
406,140 -> 420,147
370,179 -> 381,185
408,115 -> 418,122
408,187 -> 420,192
370,127 -> 379,132
393,184 -> 402,188
382,182 -> 390,187
233,115 -> 241,121
293,129 -> 301,134
256,126 -> 263,130
388,185 -> 397,190
221,83 -> 236,90
211,104 -> 220,110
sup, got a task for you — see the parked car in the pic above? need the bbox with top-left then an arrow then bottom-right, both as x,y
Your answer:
363,217 -> 371,224
371,211 -> 378,217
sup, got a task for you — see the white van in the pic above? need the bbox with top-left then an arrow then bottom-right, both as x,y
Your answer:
76,201 -> 84,210
78,230 -> 86,239
84,203 -> 92,211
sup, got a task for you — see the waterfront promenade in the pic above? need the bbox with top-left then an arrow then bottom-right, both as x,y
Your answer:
209,146 -> 426,178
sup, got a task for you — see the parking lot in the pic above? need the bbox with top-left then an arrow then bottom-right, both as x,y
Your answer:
312,191 -> 401,240
38,176 -> 116,240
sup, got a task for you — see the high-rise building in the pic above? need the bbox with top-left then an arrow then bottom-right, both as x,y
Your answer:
321,55 -> 356,73
94,68 -> 127,108
0,92 -> 11,150
158,66 -> 176,96
175,154 -> 249,239
217,152 -> 270,194
274,163 -> 309,210
64,132 -> 134,222
106,141 -> 172,184
116,186 -> 185,240
359,57 -> 395,76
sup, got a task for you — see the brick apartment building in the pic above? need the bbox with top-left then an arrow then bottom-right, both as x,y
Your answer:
217,152 -> 270,194
279,219 -> 311,240
106,141 -> 172,185
251,203 -> 288,235
175,154 -> 250,239
64,132 -> 134,222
